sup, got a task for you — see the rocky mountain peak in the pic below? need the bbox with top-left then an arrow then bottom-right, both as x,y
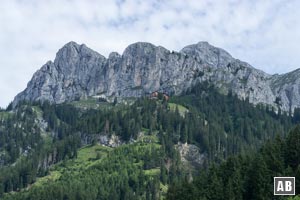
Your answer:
181,41 -> 234,68
12,41 -> 300,112
54,42 -> 104,66
122,42 -> 158,58
54,42 -> 105,72
54,42 -> 82,62
108,52 -> 121,59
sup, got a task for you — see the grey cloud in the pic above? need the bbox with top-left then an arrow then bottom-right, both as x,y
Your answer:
0,0 -> 300,107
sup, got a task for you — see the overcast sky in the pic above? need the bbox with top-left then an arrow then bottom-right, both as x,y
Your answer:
0,0 -> 300,108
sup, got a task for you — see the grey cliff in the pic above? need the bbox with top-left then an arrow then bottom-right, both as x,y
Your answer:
12,41 -> 300,112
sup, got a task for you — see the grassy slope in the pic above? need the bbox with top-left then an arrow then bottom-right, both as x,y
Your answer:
70,97 -> 112,109
33,145 -> 112,188
4,134 -> 168,199
0,111 -> 12,120
70,97 -> 136,110
168,103 -> 188,117
2,100 -> 187,199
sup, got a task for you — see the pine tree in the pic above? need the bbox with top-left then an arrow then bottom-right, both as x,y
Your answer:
285,125 -> 300,169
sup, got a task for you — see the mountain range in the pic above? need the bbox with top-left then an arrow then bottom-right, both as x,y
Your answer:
3,41 -> 300,200
12,41 -> 300,112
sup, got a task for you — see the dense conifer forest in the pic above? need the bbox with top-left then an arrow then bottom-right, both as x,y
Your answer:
167,125 -> 300,200
0,83 -> 299,199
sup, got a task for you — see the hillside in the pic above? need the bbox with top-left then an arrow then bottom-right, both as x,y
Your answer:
167,125 -> 300,200
0,83 -> 298,199
3,142 -> 167,200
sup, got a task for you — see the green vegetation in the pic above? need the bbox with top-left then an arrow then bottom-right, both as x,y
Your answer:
0,111 -> 12,120
3,142 -> 171,200
168,103 -> 188,117
26,144 -> 111,189
71,97 -> 112,109
170,83 -> 293,162
0,82 -> 299,199
167,125 -> 300,199
288,196 -> 300,200
33,171 -> 61,187
76,145 -> 111,162
144,168 -> 160,176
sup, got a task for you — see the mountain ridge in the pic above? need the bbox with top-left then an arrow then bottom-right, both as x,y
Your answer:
12,41 -> 300,112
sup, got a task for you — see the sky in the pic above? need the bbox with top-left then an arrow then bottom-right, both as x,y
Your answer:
0,0 -> 300,108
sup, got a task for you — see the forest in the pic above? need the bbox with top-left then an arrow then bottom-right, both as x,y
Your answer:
0,83 -> 299,199
167,125 -> 300,200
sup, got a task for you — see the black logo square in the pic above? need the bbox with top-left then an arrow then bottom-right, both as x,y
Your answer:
274,177 -> 295,195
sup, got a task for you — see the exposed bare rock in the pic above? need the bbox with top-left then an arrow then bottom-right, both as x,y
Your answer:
81,133 -> 123,148
176,142 -> 206,168
12,41 -> 300,112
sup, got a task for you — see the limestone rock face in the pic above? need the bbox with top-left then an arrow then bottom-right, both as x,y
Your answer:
270,69 -> 300,112
176,142 -> 206,167
180,41 -> 234,68
13,42 -> 106,105
12,41 -> 300,112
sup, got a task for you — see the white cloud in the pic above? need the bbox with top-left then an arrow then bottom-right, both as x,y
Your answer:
0,0 -> 300,107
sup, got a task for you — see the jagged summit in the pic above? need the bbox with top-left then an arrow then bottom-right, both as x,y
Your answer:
55,41 -> 104,63
12,41 -> 300,112
181,41 -> 233,68
123,42 -> 157,51
59,41 -> 81,49
122,42 -> 158,59
108,52 -> 121,59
